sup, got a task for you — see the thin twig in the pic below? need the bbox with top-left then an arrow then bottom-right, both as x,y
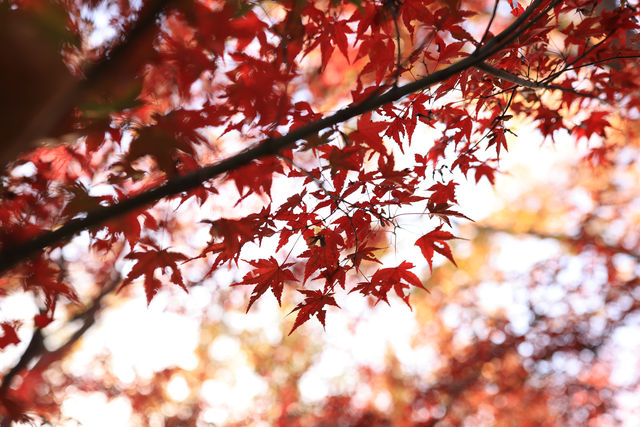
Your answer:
560,55 -> 640,74
462,86 -> 516,159
476,61 -> 602,100
478,0 -> 500,46
540,30 -> 617,84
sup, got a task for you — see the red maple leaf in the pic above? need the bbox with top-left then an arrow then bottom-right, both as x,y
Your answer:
573,111 -> 610,140
474,164 -> 496,184
427,202 -> 473,227
20,256 -> 79,327
0,322 -> 20,349
197,207 -> 275,268
346,245 -> 382,270
232,257 -> 297,312
226,157 -> 285,201
415,226 -> 458,272
288,289 -> 339,335
323,145 -> 363,173
349,114 -> 388,154
312,264 -> 350,291
489,128 -> 508,158
25,257 -> 79,303
299,229 -> 344,282
119,249 -> 188,304
351,261 -> 425,307
428,181 -> 458,204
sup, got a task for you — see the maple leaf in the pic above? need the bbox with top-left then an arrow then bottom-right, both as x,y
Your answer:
15,256 -> 80,328
126,126 -> 194,177
60,182 -> 105,220
427,202 -> 472,227
351,261 -> 425,307
100,206 -> 158,249
197,207 -> 275,268
332,210 -> 374,249
0,322 -> 20,349
23,257 -> 79,309
226,157 -> 284,201
119,249 -> 188,304
489,128 -> 509,158
348,114 -> 388,154
26,145 -> 86,181
325,145 -> 363,173
288,289 -> 339,335
346,245 -> 382,270
415,226 -> 458,272
299,228 -> 344,282
474,164 -> 496,184
436,39 -> 467,65
276,190 -> 307,217
534,107 -> 564,139
232,257 -> 297,312
428,181 -> 458,204
275,210 -> 318,252
312,264 -> 350,291
573,111 -> 610,140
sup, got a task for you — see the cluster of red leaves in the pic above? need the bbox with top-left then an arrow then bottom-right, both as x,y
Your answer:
0,0 -> 639,344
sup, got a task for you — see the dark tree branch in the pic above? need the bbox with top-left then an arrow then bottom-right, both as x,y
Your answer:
0,0 -> 555,274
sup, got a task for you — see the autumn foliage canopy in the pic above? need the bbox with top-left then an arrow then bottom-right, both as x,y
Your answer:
1,0 -> 640,423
